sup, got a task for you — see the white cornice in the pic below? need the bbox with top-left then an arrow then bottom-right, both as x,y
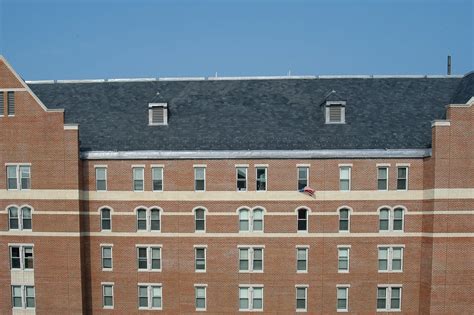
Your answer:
81,149 -> 432,160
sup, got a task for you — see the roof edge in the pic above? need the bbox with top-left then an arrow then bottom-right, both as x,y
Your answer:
81,149 -> 432,160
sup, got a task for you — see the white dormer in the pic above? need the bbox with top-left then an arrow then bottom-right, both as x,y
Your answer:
148,103 -> 168,126
325,101 -> 346,124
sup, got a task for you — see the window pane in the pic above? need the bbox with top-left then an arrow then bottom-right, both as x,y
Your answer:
22,208 -> 32,230
256,168 -> 266,191
20,166 -> 31,189
394,209 -> 403,219
11,247 -> 21,269
7,166 -> 17,189
24,247 -> 34,269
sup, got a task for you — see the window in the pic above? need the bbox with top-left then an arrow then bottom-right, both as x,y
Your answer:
95,167 -> 107,191
149,103 -> 168,125
195,286 -> 207,311
137,246 -> 162,271
7,91 -> 15,116
377,167 -> 388,190
133,167 -> 145,191
102,284 -> 114,308
339,208 -> 350,232
239,286 -> 263,311
194,167 -> 206,191
339,166 -> 351,191
101,246 -> 113,270
11,285 -> 35,309
100,208 -> 111,231
0,91 -> 4,116
256,167 -> 267,191
325,103 -> 345,124
397,167 -> 408,190
338,247 -> 350,272
296,247 -> 308,272
152,167 -> 163,191
379,207 -> 404,232
378,247 -> 404,272
138,285 -> 162,310
297,208 -> 308,232
236,167 -> 247,191
377,286 -> 402,311
7,165 -> 30,190
297,167 -> 309,190
238,208 -> 264,232
296,286 -> 308,311
195,208 -> 206,232
136,208 -> 161,232
10,245 -> 34,270
8,206 -> 32,231
239,247 -> 263,272
337,286 -> 349,312
195,247 -> 206,272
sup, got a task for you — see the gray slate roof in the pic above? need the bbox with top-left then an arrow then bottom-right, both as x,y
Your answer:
28,74 -> 472,152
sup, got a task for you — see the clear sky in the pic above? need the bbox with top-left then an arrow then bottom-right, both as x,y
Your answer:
0,0 -> 472,80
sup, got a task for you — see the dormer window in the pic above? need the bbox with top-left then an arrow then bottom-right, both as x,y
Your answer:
325,101 -> 346,124
148,103 -> 168,126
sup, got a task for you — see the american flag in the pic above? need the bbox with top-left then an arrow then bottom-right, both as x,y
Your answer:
299,186 -> 315,197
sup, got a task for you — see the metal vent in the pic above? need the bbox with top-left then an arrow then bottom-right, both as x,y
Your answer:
148,103 -> 168,125
7,91 -> 14,116
152,107 -> 165,124
329,105 -> 342,122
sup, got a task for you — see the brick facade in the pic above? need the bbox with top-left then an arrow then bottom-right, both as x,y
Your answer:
0,56 -> 472,314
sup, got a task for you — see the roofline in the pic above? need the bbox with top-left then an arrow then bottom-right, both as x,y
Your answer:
25,74 -> 464,84
81,149 -> 432,160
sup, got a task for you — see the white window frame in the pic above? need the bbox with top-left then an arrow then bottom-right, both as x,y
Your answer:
102,283 -> 114,309
339,166 -> 351,191
238,246 -> 264,273
296,246 -> 309,273
239,285 -> 264,311
9,244 -> 34,270
236,166 -> 248,192
136,245 -> 162,272
133,166 -> 145,192
378,207 -> 405,232
194,284 -> 207,311
338,207 -> 351,232
378,245 -> 404,273
6,164 -> 31,190
194,166 -> 206,192
337,246 -> 350,273
194,246 -> 207,273
238,208 -> 264,233
101,245 -> 113,271
8,206 -> 32,231
377,166 -> 389,191
194,208 -> 206,232
136,207 -> 162,232
295,285 -> 308,312
151,166 -> 164,192
336,285 -> 350,312
100,208 -> 112,232
297,208 -> 309,232
396,166 -> 409,191
138,283 -> 163,310
255,167 -> 267,192
297,166 -> 309,191
376,285 -> 402,312
95,166 -> 107,191
11,285 -> 35,309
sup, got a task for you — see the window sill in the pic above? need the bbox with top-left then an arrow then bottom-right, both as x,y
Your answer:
103,306 -> 114,310
378,270 -> 403,273
138,270 -> 162,273
239,271 -> 264,274
195,270 -> 206,273
296,309 -> 307,313
337,309 -> 349,312
296,271 -> 308,274
376,309 -> 401,313
102,269 -> 113,272
338,270 -> 350,273
139,307 -> 163,311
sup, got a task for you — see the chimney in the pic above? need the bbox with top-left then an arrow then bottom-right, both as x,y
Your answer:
447,55 -> 452,75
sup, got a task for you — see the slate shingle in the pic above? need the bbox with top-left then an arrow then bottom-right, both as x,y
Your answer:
27,75 -> 470,152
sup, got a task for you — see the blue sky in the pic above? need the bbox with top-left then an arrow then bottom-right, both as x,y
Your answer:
0,0 -> 472,80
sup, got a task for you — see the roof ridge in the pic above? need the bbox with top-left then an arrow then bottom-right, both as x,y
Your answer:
25,74 -> 464,84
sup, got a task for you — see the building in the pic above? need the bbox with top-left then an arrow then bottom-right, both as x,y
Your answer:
0,55 -> 473,314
